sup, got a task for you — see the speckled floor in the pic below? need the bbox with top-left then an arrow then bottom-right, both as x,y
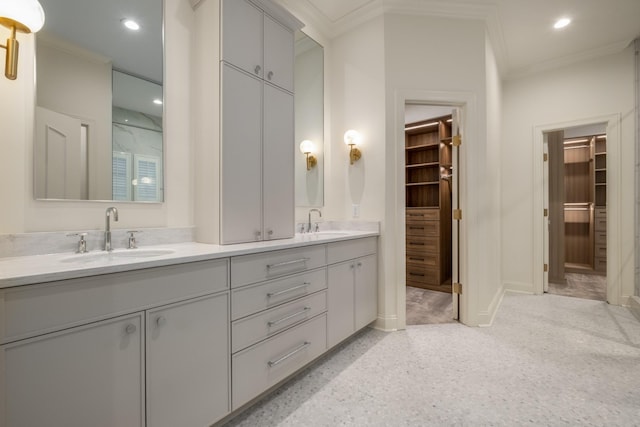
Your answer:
222,293 -> 640,426
548,272 -> 607,301
406,286 -> 455,325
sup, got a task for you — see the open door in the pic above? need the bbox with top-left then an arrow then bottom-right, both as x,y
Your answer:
451,107 -> 462,320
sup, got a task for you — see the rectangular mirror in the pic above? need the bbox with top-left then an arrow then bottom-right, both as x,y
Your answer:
34,0 -> 163,202
294,31 -> 324,207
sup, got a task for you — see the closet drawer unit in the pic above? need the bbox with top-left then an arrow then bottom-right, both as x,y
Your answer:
595,245 -> 607,258
406,235 -> 438,253
406,251 -> 439,268
327,237 -> 377,265
406,265 -> 439,285
232,313 -> 327,410
595,257 -> 607,272
406,222 -> 439,237
231,245 -> 326,288
595,231 -> 607,246
231,290 -> 326,353
594,216 -> 607,232
231,267 -> 326,320
406,208 -> 439,223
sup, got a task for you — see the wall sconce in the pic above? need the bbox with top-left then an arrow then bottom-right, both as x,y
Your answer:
0,0 -> 45,80
343,129 -> 362,165
299,140 -> 317,171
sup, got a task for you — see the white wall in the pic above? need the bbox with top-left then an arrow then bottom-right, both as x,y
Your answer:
502,46 -> 636,302
0,0 -> 194,234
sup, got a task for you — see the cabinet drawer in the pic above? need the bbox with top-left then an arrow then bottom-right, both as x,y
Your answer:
406,236 -> 438,253
595,257 -> 607,272
595,245 -> 607,258
231,245 -> 326,288
595,231 -> 606,246
594,208 -> 606,219
327,237 -> 377,264
594,216 -> 607,231
406,208 -> 439,222
232,291 -> 326,353
406,222 -> 439,237
231,267 -> 326,320
0,260 -> 229,344
406,265 -> 439,285
232,314 -> 326,410
406,251 -> 439,268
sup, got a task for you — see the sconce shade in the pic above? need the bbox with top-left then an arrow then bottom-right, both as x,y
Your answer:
299,139 -> 315,154
343,129 -> 362,146
0,0 -> 45,33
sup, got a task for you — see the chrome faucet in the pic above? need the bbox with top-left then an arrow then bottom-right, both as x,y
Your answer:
104,207 -> 119,251
308,208 -> 322,233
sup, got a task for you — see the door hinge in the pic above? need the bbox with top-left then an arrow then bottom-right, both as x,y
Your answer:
452,135 -> 462,147
453,209 -> 462,220
543,153 -> 548,162
453,282 -> 462,294
544,263 -> 548,272
544,208 -> 548,217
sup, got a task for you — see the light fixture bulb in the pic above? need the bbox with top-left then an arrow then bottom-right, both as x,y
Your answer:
153,98 -> 163,105
0,0 -> 45,33
344,129 -> 362,146
122,19 -> 140,31
554,17 -> 571,29
299,140 -> 315,154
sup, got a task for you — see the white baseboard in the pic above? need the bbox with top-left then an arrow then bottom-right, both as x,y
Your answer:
629,296 -> 640,322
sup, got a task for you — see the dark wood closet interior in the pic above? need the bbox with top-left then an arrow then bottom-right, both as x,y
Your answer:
405,115 -> 453,293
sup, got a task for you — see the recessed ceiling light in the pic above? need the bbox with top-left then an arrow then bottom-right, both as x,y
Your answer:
153,99 -> 163,105
554,17 -> 571,29
122,19 -> 140,31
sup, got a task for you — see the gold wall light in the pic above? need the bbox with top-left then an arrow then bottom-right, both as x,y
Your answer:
343,129 -> 362,165
299,140 -> 317,170
0,0 -> 45,80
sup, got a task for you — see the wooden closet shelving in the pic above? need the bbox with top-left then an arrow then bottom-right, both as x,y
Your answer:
405,115 -> 452,292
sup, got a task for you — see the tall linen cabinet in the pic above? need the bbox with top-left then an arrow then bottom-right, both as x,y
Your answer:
193,0 -> 303,245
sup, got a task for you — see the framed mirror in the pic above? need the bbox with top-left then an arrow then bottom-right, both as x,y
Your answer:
294,31 -> 324,207
34,0 -> 163,202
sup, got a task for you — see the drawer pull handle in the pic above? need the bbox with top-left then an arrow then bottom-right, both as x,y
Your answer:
409,257 -> 424,261
268,307 -> 311,327
267,282 -> 310,298
409,273 -> 425,277
407,214 -> 424,217
268,341 -> 311,367
125,324 -> 137,335
409,242 -> 425,246
409,227 -> 425,230
267,258 -> 310,270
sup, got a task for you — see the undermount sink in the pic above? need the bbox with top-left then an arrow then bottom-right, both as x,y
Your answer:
60,249 -> 175,264
297,231 -> 351,238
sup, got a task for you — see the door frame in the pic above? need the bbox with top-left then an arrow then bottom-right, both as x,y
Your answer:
394,89 -> 475,328
534,114 -> 622,304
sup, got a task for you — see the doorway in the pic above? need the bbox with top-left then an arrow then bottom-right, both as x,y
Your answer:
404,104 -> 458,324
545,123 -> 608,301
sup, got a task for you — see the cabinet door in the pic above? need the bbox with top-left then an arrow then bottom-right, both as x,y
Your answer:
263,15 -> 294,92
221,64 -> 263,243
221,0 -> 263,78
355,254 -> 378,330
327,261 -> 355,348
2,314 -> 144,427
263,84 -> 294,240
146,293 -> 230,427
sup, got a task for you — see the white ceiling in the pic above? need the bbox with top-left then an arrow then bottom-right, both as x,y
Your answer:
281,0 -> 640,78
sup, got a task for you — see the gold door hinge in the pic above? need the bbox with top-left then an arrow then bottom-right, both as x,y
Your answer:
453,209 -> 462,220
544,263 -> 548,272
544,208 -> 548,217
453,282 -> 462,294
452,135 -> 462,147
543,153 -> 548,162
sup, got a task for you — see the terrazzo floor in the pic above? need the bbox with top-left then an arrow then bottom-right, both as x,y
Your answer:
222,293 -> 640,426
405,286 -> 455,325
548,272 -> 607,301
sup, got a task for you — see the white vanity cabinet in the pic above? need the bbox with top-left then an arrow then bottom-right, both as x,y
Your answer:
0,259 -> 230,427
2,313 -> 145,427
221,0 -> 295,92
327,238 -> 378,348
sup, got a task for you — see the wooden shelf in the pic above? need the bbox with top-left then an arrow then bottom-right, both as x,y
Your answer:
405,143 -> 439,151
406,162 -> 439,168
406,181 -> 439,186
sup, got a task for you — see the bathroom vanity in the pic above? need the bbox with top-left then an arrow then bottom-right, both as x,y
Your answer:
0,231 -> 378,427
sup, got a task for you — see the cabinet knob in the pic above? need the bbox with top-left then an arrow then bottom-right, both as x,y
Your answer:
156,316 -> 166,327
357,262 -> 362,267
254,65 -> 261,75
267,71 -> 274,80
125,324 -> 137,335
267,229 -> 273,237
255,231 -> 262,241
350,264 -> 355,269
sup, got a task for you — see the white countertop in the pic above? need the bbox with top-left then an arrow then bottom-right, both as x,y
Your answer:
0,231 -> 378,289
